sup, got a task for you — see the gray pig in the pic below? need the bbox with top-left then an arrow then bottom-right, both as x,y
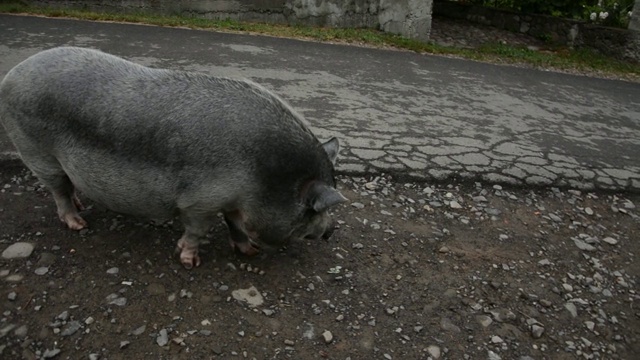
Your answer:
0,46 -> 347,268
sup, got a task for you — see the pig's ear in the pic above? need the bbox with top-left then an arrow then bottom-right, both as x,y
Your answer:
322,137 -> 340,165
306,182 -> 348,213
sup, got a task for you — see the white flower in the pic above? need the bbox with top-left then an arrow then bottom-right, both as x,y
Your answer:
597,0 -> 603,7
629,11 -> 633,17
590,12 -> 597,21
599,11 -> 609,20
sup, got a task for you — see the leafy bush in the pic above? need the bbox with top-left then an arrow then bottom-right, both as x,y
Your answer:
463,0 -> 634,27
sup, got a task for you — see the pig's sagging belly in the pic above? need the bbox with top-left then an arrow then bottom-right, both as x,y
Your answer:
56,148 -> 179,220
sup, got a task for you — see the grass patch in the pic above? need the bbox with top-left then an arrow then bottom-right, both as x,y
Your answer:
1,1 -> 638,80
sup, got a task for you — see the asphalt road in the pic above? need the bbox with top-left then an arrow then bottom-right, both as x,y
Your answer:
1,14 -> 639,191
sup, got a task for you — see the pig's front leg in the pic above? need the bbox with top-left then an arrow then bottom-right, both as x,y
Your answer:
224,210 -> 260,256
176,211 -> 212,269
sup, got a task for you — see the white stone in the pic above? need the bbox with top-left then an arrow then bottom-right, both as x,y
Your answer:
231,286 -> 264,307
427,345 -> 441,359
2,242 -> 34,259
322,330 -> 333,344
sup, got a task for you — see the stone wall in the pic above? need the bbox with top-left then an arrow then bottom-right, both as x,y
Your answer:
26,0 -> 433,41
433,0 -> 640,61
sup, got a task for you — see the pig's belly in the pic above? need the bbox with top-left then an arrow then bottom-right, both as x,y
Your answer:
58,152 -> 179,220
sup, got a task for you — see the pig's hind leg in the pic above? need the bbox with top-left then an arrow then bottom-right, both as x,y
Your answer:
22,156 -> 87,230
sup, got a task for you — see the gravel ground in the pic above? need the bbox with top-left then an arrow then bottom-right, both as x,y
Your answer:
1,160 -> 638,359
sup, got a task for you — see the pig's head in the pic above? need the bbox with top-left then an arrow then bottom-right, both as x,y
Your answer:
247,137 -> 348,246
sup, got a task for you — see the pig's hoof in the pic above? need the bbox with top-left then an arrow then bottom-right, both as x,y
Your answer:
179,251 -> 201,269
232,240 -> 260,256
176,240 -> 201,269
61,213 -> 87,230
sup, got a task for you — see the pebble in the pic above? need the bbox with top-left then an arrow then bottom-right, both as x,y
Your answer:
573,238 -> 595,251
351,202 -> 365,209
585,321 -> 595,331
427,345 -> 441,359
531,325 -> 544,338
539,299 -> 552,307
449,200 -> 462,209
60,321 -> 81,336
440,317 -> 461,333
489,308 -> 516,322
231,286 -> 264,307
34,267 -> 49,275
564,302 -> 578,317
37,253 -> 56,266
603,237 -> 618,245
156,329 -> 169,346
131,325 -> 146,335
491,335 -> 504,343
57,311 -> 69,321
106,267 -> 119,275
488,350 -> 502,360
14,325 -> 28,338
472,195 -> 487,202
120,340 -> 130,349
42,349 -> 61,358
322,330 -> 333,343
584,207 -> 594,215
105,293 -> 127,306
1,242 -> 35,259
85,317 -> 95,325
476,315 -> 493,328
549,213 -> 562,222
5,274 -> 24,282
7,291 -> 16,301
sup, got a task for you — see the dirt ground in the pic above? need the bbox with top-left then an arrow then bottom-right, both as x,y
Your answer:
1,160 -> 638,360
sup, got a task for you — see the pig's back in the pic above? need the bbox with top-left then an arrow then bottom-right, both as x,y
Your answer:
0,47 -> 331,217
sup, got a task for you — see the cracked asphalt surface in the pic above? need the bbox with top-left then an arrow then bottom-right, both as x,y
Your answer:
0,14 -> 639,192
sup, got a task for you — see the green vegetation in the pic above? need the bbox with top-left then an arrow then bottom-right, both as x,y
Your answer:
468,0 -> 634,28
0,1 -> 638,80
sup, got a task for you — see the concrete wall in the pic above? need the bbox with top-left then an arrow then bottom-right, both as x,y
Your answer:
433,0 -> 640,61
630,0 -> 640,31
27,0 -> 433,41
